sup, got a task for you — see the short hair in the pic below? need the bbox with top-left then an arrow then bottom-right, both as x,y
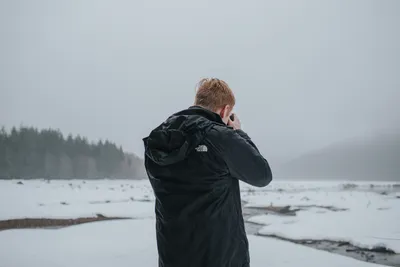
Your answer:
194,78 -> 236,112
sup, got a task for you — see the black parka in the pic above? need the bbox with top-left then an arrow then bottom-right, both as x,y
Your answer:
143,106 -> 272,267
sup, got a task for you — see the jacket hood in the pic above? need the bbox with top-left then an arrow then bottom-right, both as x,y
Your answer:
143,106 -> 224,166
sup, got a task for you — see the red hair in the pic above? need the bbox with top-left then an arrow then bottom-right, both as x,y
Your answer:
194,78 -> 236,112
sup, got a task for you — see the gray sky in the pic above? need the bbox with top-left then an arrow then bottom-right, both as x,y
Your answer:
1,0 -> 399,167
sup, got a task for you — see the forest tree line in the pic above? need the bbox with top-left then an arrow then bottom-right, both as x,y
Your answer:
0,126 -> 145,179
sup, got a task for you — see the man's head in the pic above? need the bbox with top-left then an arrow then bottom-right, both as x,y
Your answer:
194,78 -> 236,124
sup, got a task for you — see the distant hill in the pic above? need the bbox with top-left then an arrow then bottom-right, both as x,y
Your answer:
278,132 -> 400,181
0,126 -> 146,180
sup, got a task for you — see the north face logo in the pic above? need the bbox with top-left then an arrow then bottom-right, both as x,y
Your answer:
195,145 -> 208,152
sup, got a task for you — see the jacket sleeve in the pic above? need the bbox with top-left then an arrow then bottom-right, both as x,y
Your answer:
208,126 -> 273,187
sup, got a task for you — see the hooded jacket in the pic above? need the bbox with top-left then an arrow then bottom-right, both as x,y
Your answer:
143,106 -> 272,267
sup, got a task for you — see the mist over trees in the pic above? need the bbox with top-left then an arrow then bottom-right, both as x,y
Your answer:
0,126 -> 145,179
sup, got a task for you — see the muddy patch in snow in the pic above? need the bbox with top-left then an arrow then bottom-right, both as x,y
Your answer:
0,214 -> 131,231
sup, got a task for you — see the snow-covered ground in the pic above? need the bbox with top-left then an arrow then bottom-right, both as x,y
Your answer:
0,179 -> 154,219
241,181 -> 400,253
0,219 -> 385,267
0,179 -> 399,267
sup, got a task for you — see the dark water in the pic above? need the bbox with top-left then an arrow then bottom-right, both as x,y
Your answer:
243,206 -> 400,267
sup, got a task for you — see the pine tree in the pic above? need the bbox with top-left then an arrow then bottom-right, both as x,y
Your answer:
0,126 -> 143,179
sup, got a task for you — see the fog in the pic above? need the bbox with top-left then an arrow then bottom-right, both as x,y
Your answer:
1,0 -> 399,168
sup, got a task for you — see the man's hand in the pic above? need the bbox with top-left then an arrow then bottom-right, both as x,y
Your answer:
228,113 -> 241,130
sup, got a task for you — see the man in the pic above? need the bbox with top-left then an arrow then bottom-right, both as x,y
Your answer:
143,78 -> 272,267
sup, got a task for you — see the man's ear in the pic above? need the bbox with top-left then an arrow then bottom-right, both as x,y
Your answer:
222,105 -> 232,118
218,106 -> 226,118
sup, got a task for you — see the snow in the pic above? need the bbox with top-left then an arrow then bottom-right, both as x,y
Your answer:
0,219 -> 384,267
0,179 -> 154,219
240,180 -> 400,192
0,179 -> 398,266
0,220 -> 158,267
242,182 -> 400,253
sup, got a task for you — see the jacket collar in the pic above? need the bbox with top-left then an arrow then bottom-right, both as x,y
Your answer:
172,105 -> 225,124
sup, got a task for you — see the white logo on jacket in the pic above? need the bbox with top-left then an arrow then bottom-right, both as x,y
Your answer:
195,145 -> 208,152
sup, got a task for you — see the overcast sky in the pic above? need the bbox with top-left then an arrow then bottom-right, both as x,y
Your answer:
1,0 -> 399,167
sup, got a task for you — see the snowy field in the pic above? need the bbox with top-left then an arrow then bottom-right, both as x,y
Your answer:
241,181 -> 400,253
0,179 -> 399,267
